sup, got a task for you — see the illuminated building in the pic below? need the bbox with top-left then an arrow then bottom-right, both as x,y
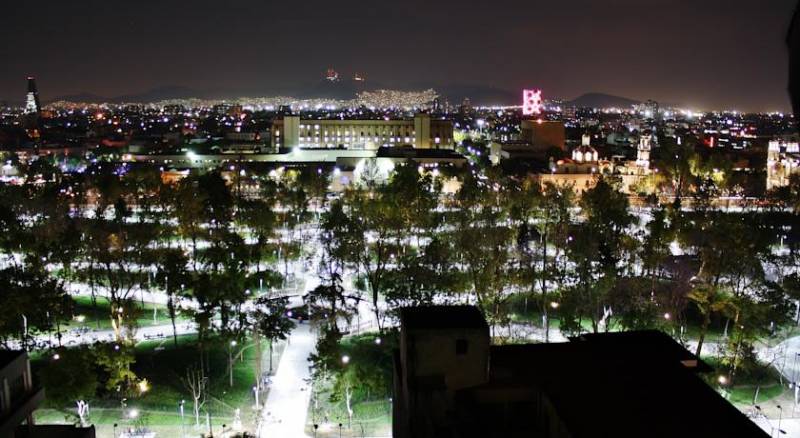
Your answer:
460,97 -> 472,114
522,89 -> 543,116
536,131 -> 651,195
766,139 -> 800,190
635,133 -> 652,169
23,78 -> 40,115
22,77 -> 41,138
272,113 -> 453,150
325,68 -> 339,82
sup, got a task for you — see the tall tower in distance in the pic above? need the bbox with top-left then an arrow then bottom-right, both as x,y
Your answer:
24,77 -> 41,115
23,77 -> 42,140
636,133 -> 652,169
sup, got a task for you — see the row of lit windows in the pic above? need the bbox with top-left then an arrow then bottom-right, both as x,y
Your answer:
301,130 -> 414,138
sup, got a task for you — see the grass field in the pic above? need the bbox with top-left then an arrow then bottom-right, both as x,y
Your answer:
34,333 -> 272,436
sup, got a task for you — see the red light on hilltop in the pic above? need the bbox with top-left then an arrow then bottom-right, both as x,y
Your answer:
522,89 -> 543,116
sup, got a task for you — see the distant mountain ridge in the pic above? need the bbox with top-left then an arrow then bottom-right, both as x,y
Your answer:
567,92 -> 641,108
47,85 -> 642,109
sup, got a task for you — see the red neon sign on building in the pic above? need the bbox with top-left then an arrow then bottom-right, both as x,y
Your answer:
522,89 -> 543,116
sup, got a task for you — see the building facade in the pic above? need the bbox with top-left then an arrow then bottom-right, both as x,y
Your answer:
272,113 -> 454,150
767,139 -> 800,190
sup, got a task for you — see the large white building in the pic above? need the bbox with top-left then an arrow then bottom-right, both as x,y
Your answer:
767,139 -> 800,190
272,113 -> 454,150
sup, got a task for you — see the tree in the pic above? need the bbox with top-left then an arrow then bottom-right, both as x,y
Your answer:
0,264 -> 73,349
82,215 -> 151,342
252,296 -> 295,372
93,341 -> 138,396
565,177 -> 634,333
155,248 -> 190,346
182,364 -> 208,428
687,284 -> 737,357
39,346 -> 98,426
324,185 -> 395,331
513,180 -> 574,341
306,275 -> 360,330
451,169 -> 515,334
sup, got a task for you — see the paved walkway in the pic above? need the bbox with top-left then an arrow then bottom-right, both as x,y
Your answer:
257,322 -> 316,438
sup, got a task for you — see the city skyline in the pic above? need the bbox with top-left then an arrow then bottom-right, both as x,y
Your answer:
0,0 -> 797,112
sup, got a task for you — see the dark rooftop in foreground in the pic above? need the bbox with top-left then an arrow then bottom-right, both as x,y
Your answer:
393,305 -> 767,438
399,305 -> 489,330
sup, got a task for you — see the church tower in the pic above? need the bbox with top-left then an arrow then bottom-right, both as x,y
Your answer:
636,134 -> 651,169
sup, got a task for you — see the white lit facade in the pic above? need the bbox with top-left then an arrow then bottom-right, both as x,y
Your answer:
272,114 -> 454,150
767,139 -> 800,190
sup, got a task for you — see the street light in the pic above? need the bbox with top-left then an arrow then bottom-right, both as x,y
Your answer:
229,340 -> 238,387
777,405 -> 786,436
341,355 -> 350,365
179,400 -> 186,437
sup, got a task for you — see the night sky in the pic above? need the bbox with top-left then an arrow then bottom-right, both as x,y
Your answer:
1,0 -> 797,111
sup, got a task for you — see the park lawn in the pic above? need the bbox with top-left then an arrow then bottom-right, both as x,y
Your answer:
64,295 -> 189,331
702,357 -> 787,406
729,383 -> 786,406
307,386 -> 392,438
36,333 -> 268,433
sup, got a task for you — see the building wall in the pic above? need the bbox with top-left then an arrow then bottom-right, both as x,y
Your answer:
766,140 -> 800,190
536,172 -> 642,195
272,115 -> 453,150
520,120 -> 565,151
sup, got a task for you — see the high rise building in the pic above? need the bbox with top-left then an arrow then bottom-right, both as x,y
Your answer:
23,77 -> 40,116
22,77 -> 42,139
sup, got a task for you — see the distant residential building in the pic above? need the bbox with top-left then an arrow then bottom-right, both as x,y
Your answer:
767,139 -> 800,190
392,306 -> 768,438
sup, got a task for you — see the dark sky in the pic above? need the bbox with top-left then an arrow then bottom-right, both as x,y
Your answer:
1,0 -> 797,111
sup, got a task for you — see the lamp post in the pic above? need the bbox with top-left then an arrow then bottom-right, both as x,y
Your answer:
777,405 -> 786,436
229,340 -> 237,387
179,400 -> 186,437
253,385 -> 260,409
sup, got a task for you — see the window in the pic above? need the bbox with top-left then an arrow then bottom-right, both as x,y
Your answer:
456,339 -> 468,355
